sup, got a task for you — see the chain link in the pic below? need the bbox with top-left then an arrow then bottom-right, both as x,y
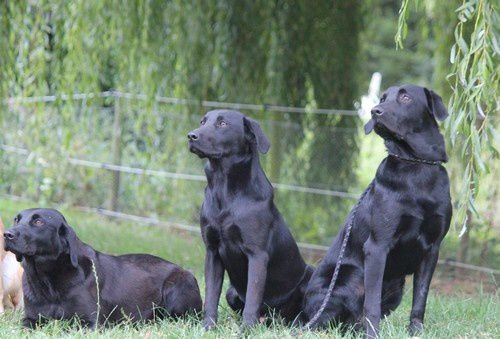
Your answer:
388,153 -> 443,166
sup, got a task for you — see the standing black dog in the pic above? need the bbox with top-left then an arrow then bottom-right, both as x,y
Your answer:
3,208 -> 202,328
188,110 -> 314,329
303,85 -> 452,338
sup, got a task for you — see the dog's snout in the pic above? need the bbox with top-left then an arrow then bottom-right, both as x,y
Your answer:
371,107 -> 383,116
3,230 -> 16,240
188,132 -> 199,141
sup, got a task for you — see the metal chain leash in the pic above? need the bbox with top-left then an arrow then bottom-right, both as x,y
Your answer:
388,153 -> 443,166
302,181 -> 374,330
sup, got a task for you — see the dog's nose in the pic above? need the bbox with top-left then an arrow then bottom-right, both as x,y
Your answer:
188,132 -> 199,141
371,107 -> 383,116
3,231 -> 16,240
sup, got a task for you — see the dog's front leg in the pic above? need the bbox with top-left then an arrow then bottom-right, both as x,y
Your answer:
203,249 -> 224,330
363,237 -> 389,339
409,244 -> 440,335
242,251 -> 269,327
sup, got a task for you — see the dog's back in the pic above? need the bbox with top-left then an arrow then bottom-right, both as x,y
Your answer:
92,251 -> 202,322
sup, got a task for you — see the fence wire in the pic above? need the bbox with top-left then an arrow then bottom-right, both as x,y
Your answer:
5,91 -> 358,116
1,92 -> 497,277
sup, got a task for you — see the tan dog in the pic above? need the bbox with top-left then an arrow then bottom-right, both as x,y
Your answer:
0,216 -> 24,312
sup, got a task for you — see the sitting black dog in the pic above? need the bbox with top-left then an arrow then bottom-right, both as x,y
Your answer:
303,85 -> 452,338
188,110 -> 314,329
3,208 -> 202,328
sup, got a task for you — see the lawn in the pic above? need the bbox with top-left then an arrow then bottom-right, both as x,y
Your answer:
0,197 -> 498,338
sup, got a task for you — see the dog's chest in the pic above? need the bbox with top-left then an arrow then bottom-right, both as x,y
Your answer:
201,204 -> 245,249
24,268 -> 97,321
203,218 -> 243,249
25,287 -> 86,320
367,166 -> 449,248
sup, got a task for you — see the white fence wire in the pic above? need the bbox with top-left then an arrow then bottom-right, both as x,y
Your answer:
3,192 -> 498,276
1,144 -> 360,199
1,92 -> 498,277
5,90 -> 359,116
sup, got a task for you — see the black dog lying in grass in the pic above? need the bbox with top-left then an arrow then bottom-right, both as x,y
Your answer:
303,85 -> 452,338
3,208 -> 202,328
188,110 -> 314,329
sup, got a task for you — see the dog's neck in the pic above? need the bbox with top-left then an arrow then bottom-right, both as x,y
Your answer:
384,129 -> 447,163
205,152 -> 273,199
24,254 -> 74,271
23,253 -> 80,301
23,238 -> 85,278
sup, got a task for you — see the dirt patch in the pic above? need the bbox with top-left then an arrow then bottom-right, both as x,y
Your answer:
429,268 -> 498,296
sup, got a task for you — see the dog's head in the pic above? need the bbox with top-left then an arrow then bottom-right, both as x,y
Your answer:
3,208 -> 79,266
188,109 -> 270,159
364,84 -> 449,161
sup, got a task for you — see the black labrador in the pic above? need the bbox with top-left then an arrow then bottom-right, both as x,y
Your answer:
303,84 -> 452,338
3,208 -> 202,328
188,110 -> 314,329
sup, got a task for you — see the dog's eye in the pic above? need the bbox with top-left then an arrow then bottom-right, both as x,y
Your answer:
200,119 -> 206,125
33,219 -> 44,226
399,93 -> 412,104
380,95 -> 386,103
218,121 -> 227,128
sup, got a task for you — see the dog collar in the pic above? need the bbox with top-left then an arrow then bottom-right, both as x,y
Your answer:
388,153 -> 443,166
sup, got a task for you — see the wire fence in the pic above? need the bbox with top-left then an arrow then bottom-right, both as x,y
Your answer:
1,91 -> 498,278
0,144 -> 359,199
1,91 -> 363,241
2,191 -> 498,277
5,91 -> 359,115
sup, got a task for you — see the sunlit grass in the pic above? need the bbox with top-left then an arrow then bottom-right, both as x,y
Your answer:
0,197 -> 498,338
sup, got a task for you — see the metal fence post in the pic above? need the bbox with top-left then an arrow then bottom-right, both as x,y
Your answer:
108,93 -> 122,211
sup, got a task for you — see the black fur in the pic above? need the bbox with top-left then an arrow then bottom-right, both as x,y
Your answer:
303,85 -> 452,338
188,110 -> 314,329
3,208 -> 202,328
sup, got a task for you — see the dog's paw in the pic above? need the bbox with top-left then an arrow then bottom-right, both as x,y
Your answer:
363,319 -> 380,339
238,317 -> 262,337
408,319 -> 424,336
242,313 -> 259,328
202,317 -> 217,330
353,320 -> 364,332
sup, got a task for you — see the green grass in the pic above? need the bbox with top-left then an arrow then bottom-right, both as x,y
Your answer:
0,198 -> 498,338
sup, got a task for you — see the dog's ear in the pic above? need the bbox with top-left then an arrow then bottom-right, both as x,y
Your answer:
364,118 -> 375,134
59,222 -> 79,268
424,88 -> 448,121
243,117 -> 270,154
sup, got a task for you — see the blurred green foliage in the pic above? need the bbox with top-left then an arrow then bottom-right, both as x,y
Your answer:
396,0 -> 498,266
0,0 -> 497,266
